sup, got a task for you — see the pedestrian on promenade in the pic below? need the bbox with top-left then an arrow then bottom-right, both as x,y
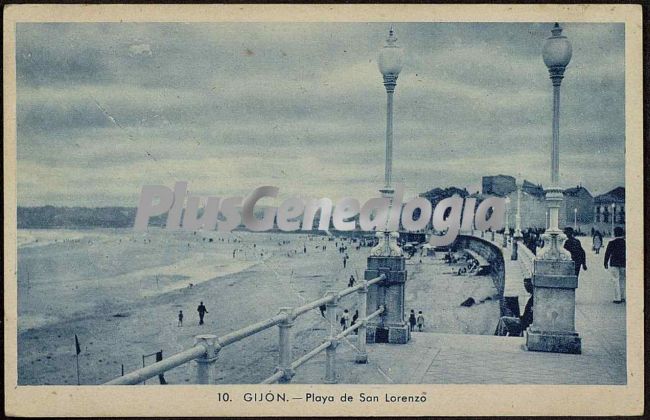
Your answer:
604,227 -> 626,304
178,310 -> 183,327
408,310 -> 417,332
351,310 -> 359,327
348,275 -> 355,288
524,231 -> 537,255
197,301 -> 208,325
416,311 -> 425,331
303,245 -> 307,254
592,230 -> 603,254
563,227 -> 587,278
340,309 -> 350,331
319,304 -> 326,318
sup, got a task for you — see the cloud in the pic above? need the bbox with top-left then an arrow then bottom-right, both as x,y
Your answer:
15,22 -> 625,206
128,43 -> 153,57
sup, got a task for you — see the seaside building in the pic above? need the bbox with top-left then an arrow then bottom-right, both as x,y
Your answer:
561,185 -> 594,229
593,187 -> 625,233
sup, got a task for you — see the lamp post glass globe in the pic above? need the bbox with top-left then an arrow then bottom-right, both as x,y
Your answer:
542,23 -> 572,70
378,27 -> 403,77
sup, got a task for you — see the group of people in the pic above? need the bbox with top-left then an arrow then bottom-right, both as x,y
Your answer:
339,308 -> 359,331
563,226 -> 626,303
316,305 -> 362,332
177,301 -> 209,327
522,228 -> 546,255
497,226 -> 626,337
408,310 -> 425,332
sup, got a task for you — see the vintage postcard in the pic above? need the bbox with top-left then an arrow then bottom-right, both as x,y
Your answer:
3,4 -> 643,417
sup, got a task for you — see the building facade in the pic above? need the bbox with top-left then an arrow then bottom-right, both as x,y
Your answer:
482,176 -> 596,231
482,175 -> 516,196
562,185 -> 595,229
593,187 -> 625,234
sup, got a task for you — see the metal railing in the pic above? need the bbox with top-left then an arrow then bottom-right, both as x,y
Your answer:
105,274 -> 386,385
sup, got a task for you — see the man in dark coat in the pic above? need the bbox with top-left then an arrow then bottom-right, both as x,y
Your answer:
197,301 -> 208,325
604,227 -> 626,303
563,227 -> 587,278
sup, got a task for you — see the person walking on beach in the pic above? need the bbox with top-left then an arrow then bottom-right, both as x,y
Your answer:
343,257 -> 347,269
197,301 -> 208,325
178,310 -> 183,327
348,275 -> 355,288
604,227 -> 626,304
351,310 -> 359,327
408,310 -> 417,332
416,311 -> 425,331
592,230 -> 603,254
340,309 -> 350,331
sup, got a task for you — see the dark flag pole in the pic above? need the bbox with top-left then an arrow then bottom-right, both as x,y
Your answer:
74,334 -> 81,385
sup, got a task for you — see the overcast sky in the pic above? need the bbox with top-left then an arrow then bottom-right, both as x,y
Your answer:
16,22 -> 625,207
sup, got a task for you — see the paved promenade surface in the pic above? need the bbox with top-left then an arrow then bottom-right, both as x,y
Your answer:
293,237 -> 626,385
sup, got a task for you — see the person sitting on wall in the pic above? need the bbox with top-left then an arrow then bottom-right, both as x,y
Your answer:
496,278 -> 534,337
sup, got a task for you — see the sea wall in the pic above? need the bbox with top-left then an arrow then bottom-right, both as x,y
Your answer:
453,235 -> 506,312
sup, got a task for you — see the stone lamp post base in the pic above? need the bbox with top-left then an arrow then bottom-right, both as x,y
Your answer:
366,324 -> 410,345
364,255 -> 410,344
525,257 -> 581,354
525,329 -> 581,354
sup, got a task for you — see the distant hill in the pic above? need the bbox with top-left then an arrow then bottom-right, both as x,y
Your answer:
17,206 -> 294,230
17,206 -> 167,229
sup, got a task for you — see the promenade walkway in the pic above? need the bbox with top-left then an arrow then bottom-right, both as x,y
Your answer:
292,237 -> 626,385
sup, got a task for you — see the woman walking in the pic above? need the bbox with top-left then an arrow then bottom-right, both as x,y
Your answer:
592,230 -> 603,254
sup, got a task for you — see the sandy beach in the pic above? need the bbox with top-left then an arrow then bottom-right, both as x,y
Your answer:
16,229 -> 499,385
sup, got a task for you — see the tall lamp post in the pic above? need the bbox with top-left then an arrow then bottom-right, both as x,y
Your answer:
373,26 -> 404,256
574,208 -> 577,230
526,23 -> 581,354
511,178 -> 523,260
611,203 -> 615,235
365,26 -> 411,345
539,22 -> 573,260
503,197 -> 510,247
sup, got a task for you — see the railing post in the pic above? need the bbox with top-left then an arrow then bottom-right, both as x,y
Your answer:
355,282 -> 368,363
324,291 -> 339,384
192,334 -> 220,384
277,307 -> 295,383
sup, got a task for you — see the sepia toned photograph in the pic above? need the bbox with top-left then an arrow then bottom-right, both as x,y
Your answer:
3,4 -> 643,417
